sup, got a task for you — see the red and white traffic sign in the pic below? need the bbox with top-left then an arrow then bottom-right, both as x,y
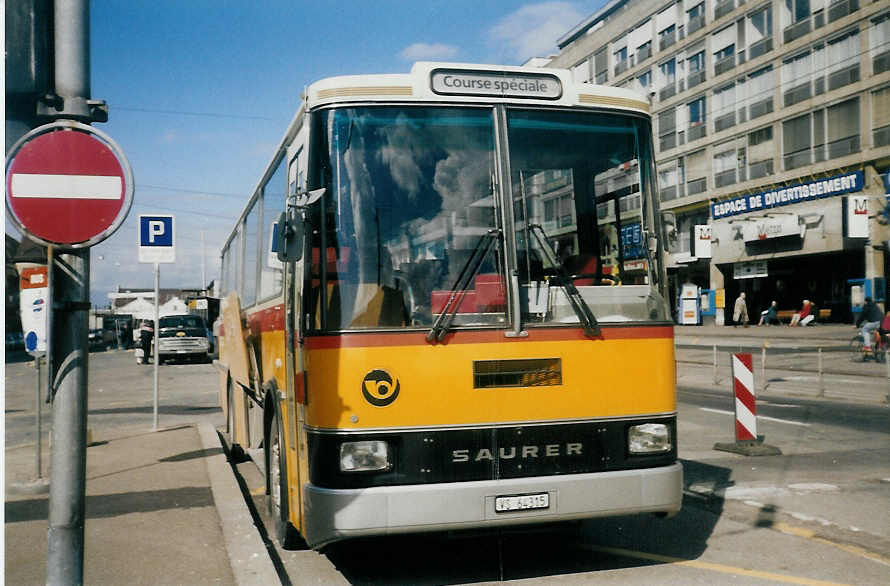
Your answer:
5,120 -> 133,248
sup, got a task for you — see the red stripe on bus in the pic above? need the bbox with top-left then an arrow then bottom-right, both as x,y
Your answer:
304,325 -> 673,350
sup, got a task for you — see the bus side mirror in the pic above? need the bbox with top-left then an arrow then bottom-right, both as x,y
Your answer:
276,210 -> 304,262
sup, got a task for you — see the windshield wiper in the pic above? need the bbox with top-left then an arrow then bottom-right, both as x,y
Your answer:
527,224 -> 600,338
427,228 -> 501,343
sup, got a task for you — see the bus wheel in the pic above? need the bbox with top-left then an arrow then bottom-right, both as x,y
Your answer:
226,381 -> 245,461
267,406 -> 302,549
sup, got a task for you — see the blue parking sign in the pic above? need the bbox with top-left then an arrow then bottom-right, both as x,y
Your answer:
138,215 -> 175,263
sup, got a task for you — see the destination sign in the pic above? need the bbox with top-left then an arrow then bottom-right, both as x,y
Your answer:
431,69 -> 562,100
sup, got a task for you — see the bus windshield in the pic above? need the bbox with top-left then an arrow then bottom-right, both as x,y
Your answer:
308,105 -> 667,333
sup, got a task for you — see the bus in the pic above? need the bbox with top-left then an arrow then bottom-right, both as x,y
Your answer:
216,62 -> 681,549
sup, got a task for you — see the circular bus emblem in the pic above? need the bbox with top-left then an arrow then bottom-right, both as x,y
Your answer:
362,369 -> 400,407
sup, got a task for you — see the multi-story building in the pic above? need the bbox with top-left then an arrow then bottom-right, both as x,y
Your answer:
547,0 -> 890,323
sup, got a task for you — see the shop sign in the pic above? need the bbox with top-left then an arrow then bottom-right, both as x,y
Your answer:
693,225 -> 712,258
845,195 -> 869,238
712,171 -> 864,220
734,260 -> 768,279
741,214 -> 803,242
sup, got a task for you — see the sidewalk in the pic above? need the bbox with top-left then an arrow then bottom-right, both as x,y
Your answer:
4,423 -> 278,585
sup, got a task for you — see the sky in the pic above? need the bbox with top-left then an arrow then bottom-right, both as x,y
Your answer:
8,1 -> 608,307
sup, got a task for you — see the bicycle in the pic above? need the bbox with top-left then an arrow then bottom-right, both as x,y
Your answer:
849,329 -> 888,362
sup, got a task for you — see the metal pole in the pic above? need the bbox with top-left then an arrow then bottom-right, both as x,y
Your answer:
35,356 -> 43,479
761,346 -> 766,392
153,262 -> 160,430
818,348 -> 824,397
201,230 -> 206,291
47,249 -> 89,586
47,1 -> 91,583
713,344 -> 718,385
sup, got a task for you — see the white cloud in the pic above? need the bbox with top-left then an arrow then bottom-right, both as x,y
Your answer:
399,43 -> 459,62
488,2 -> 584,63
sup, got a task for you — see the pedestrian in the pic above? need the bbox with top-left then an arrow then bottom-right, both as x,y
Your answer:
139,319 -> 154,364
855,297 -> 883,350
789,299 -> 811,326
733,292 -> 749,327
758,300 -> 778,326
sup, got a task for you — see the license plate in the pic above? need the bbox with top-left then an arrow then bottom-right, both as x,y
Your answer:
495,492 -> 549,513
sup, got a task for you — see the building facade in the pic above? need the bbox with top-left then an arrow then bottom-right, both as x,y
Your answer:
548,0 -> 890,322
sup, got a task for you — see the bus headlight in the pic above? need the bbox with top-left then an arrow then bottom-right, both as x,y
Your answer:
628,423 -> 672,454
339,441 -> 392,472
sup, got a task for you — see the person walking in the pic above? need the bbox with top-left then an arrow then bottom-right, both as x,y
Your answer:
733,292 -> 749,327
856,297 -> 883,351
139,319 -> 154,364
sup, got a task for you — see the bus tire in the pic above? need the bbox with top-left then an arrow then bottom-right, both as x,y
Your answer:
266,405 -> 302,549
226,381 -> 245,461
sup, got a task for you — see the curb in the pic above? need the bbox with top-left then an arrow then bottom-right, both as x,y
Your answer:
198,422 -> 280,586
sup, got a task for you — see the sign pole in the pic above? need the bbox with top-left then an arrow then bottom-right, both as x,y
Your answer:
35,355 -> 43,479
153,262 -> 160,430
47,248 -> 90,585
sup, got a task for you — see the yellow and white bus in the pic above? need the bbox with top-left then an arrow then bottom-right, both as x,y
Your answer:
216,62 -> 681,549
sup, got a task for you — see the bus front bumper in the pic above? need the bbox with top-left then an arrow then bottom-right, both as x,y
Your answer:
303,462 -> 682,548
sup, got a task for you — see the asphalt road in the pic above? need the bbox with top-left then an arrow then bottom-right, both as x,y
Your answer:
6,348 -> 889,584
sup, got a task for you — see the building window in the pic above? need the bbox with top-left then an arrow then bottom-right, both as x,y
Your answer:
659,161 -> 682,202
685,149 -> 708,195
594,48 -> 608,84
613,45 -> 629,75
747,66 -> 774,119
659,58 -> 677,100
659,107 -> 677,151
687,2 -> 706,34
637,40 -> 652,62
713,83 -> 736,132
782,98 -> 860,170
782,51 -> 812,106
873,86 -> 890,147
747,5 -> 774,60
783,0 -> 812,42
827,29 -> 860,91
688,96 -> 707,141
660,24 -> 677,51
872,13 -> 890,74
687,50 -> 706,88
713,146 -> 738,188
827,98 -> 860,159
783,114 -> 812,169
712,25 -> 736,75
747,126 -> 775,180
637,69 -> 652,93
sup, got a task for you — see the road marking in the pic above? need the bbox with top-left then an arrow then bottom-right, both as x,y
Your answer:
582,544 -> 849,585
700,407 -> 811,427
774,523 -> 890,567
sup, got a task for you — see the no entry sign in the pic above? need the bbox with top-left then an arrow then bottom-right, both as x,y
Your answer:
5,120 -> 133,248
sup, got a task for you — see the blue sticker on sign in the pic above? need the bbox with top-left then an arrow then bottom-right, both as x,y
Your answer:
25,331 -> 38,352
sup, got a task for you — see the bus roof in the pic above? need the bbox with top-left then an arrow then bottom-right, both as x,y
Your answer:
306,62 -> 650,115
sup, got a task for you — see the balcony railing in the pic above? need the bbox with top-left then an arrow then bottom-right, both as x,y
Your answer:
874,125 -> 890,148
687,15 -> 705,35
715,169 -> 737,188
828,135 -> 860,159
687,177 -> 707,196
714,54 -> 736,76
660,185 -> 678,201
659,133 -> 677,152
748,159 -> 774,180
659,30 -> 676,51
715,0 -> 734,20
875,51 -> 890,75
784,149 -> 811,170
828,64 -> 859,91
749,98 -> 774,120
614,60 -> 629,76
687,69 -> 706,89
688,123 -> 707,142
784,83 -> 811,107
637,45 -> 651,63
828,0 -> 858,24
714,112 -> 736,133
748,37 -> 773,61
783,18 -> 811,44
660,83 -> 677,101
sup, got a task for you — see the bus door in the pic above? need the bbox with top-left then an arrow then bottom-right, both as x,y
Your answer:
284,140 -> 310,533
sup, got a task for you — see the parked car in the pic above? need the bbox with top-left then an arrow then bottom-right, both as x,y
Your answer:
155,314 -> 211,363
88,328 -> 115,351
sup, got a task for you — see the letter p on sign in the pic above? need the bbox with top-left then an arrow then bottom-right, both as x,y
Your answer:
138,214 -> 175,263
